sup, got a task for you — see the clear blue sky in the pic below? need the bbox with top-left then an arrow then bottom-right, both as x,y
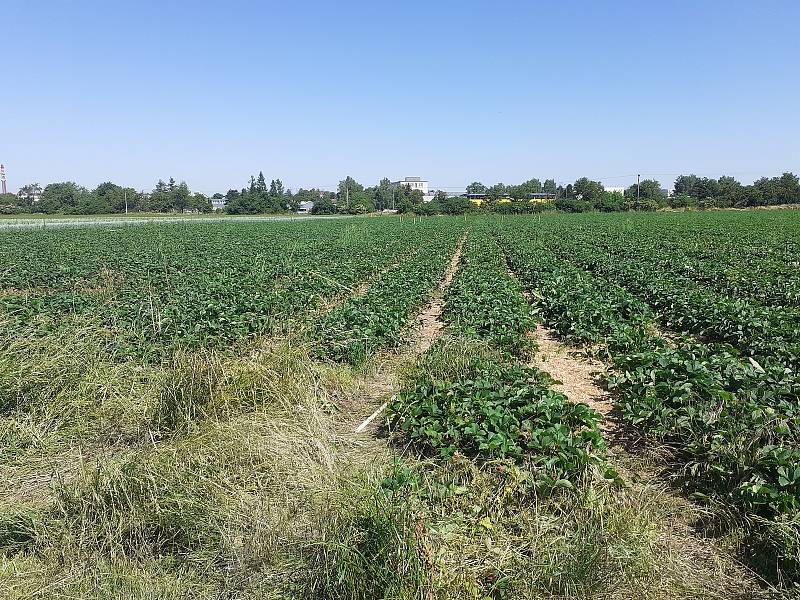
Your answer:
3,0 -> 799,194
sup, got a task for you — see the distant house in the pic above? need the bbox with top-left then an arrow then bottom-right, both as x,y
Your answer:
393,176 -> 428,193
211,197 -> 227,210
297,200 -> 314,214
391,177 -> 439,202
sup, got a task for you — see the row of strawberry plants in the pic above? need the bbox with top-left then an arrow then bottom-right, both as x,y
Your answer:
388,228 -> 605,489
545,211 -> 800,309
387,356 -> 605,488
495,231 -> 656,355
0,219 -> 436,360
538,226 -> 800,369
441,230 -> 536,356
311,226 -> 464,365
496,221 -> 800,578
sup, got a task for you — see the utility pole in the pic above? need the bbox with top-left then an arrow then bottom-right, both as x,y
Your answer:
636,174 -> 641,204
124,190 -> 128,214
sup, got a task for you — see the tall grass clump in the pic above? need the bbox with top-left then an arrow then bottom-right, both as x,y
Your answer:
302,484 -> 429,599
150,349 -> 226,433
0,318 -> 148,456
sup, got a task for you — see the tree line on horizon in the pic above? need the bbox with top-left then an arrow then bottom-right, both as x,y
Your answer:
1,171 -> 798,216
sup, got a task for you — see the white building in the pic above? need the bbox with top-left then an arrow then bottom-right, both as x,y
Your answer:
392,177 -> 438,202
297,200 -> 314,214
392,177 -> 428,196
211,197 -> 227,210
604,186 -> 626,194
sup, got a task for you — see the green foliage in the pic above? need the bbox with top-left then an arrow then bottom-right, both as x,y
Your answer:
497,212 -> 800,582
0,219 -> 436,359
624,179 -> 666,208
388,359 -> 604,485
311,195 -> 337,214
672,172 -> 800,207
465,181 -> 487,194
225,172 -> 288,214
150,350 -> 226,433
313,226 -> 463,365
443,231 -> 536,356
305,485 -> 427,599
609,343 -> 800,518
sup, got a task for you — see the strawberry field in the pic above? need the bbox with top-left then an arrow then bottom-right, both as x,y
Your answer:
1,210 -> 799,596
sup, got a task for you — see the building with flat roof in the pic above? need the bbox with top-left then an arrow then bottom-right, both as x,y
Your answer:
392,177 -> 429,196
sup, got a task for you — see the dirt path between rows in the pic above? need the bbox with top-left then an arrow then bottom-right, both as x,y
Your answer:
347,236 -> 465,435
529,325 -> 613,423
527,323 -> 772,595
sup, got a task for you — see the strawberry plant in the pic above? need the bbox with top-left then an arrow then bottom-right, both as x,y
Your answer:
388,358 -> 604,487
443,230 -> 536,356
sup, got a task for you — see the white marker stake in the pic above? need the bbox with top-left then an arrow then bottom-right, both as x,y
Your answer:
355,399 -> 391,433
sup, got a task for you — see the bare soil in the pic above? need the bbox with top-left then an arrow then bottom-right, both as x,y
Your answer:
529,325 -> 613,421
349,237 -> 465,435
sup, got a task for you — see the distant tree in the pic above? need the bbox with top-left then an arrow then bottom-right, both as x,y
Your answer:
311,196 -> 337,215
749,177 -> 777,206
172,181 -> 191,211
256,172 -> 267,193
465,182 -> 487,195
486,183 -> 506,202
17,183 -> 42,209
624,179 -> 665,209
344,191 -> 373,214
433,190 -> 448,203
92,182 -> 138,213
338,177 -> 369,213
669,193 -> 697,208
673,174 -> 698,196
596,191 -> 625,212
146,179 -> 171,212
543,179 -> 557,195
337,176 -> 364,199
573,177 -> 605,205
776,172 -> 800,203
269,178 -> 285,197
716,175 -> 744,207
554,197 -> 592,212
374,177 -> 395,211
71,193 -> 112,214
693,177 -> 719,200
395,185 -> 424,213
441,195 -> 472,215
509,178 -> 542,199
38,182 -> 89,213
212,192 -> 224,200
0,192 -> 20,213
187,192 -> 212,212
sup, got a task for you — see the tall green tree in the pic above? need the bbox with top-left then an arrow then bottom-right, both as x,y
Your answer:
486,183 -> 507,201
465,182 -> 487,195
624,179 -> 665,210
38,182 -> 89,213
573,177 -> 605,205
17,183 -> 42,209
